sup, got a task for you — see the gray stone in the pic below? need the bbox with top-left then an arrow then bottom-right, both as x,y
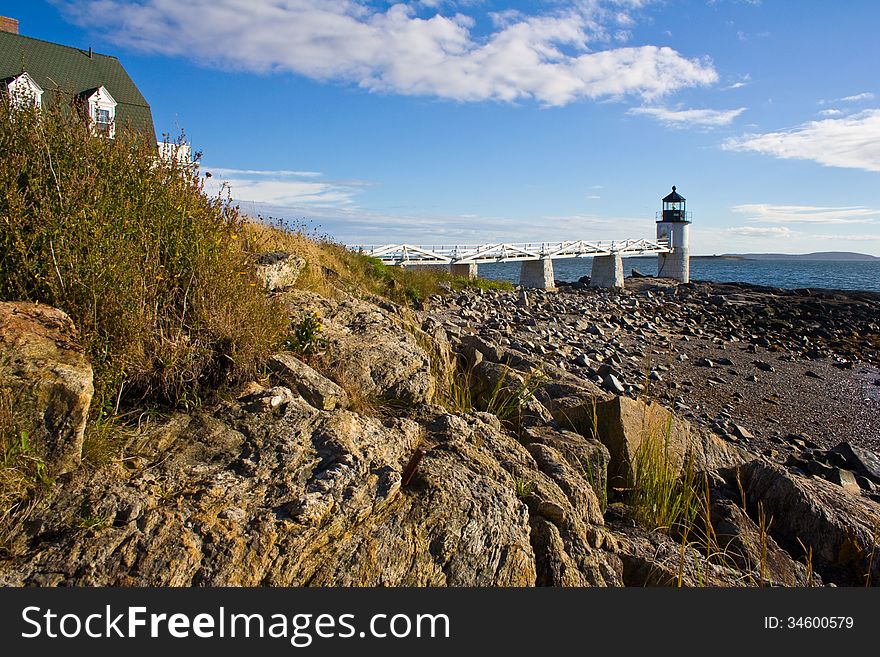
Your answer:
253,251 -> 305,291
602,374 -> 625,395
268,354 -> 349,411
0,302 -> 94,475
736,460 -> 880,586
830,442 -> 880,484
828,468 -> 860,492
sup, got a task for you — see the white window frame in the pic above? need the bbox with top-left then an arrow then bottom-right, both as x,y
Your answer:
86,86 -> 118,138
6,72 -> 43,110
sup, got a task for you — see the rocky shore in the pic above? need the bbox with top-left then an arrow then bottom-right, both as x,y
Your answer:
1,271 -> 878,588
432,277 -> 880,457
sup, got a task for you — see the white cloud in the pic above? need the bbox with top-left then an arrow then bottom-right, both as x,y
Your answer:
616,12 -> 635,27
817,108 -> 843,117
724,110 -> 880,172
840,92 -> 875,102
629,105 -> 746,127
208,168 -> 323,178
203,168 -> 366,207
53,0 -> 718,106
724,226 -> 794,238
812,233 -> 880,242
731,204 -> 880,225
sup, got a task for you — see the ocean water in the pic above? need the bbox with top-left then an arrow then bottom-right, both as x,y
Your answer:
475,257 -> 880,292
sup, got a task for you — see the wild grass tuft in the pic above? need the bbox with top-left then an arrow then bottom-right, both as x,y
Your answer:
0,99 -> 288,412
626,427 -> 700,534
484,367 -> 546,426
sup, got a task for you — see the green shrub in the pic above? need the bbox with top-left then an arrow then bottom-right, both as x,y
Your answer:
284,311 -> 327,361
0,99 -> 287,410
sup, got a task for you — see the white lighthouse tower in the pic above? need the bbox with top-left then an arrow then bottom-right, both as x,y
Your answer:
656,185 -> 691,283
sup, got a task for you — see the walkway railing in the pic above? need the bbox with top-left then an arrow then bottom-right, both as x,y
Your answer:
353,238 -> 670,265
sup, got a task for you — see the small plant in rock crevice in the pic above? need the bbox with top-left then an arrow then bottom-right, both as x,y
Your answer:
284,311 -> 327,362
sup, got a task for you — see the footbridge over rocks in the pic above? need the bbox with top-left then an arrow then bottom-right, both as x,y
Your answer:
352,238 -> 674,289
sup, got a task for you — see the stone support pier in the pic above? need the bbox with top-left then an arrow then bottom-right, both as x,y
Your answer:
449,262 -> 478,279
519,258 -> 555,290
590,252 -> 624,289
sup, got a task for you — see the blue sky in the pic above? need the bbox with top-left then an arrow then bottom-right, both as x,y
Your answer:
3,1 -> 880,255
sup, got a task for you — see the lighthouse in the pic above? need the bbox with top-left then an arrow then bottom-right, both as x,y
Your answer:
656,185 -> 691,283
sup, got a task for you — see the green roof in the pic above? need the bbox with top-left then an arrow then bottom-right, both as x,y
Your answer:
0,30 -> 155,138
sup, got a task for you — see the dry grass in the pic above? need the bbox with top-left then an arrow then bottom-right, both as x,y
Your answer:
0,98 -> 288,411
243,216 -> 513,305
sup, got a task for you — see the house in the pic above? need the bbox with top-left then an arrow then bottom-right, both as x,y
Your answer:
0,16 -> 155,140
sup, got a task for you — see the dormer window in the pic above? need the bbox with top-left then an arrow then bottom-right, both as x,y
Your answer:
4,71 -> 43,109
85,86 -> 117,138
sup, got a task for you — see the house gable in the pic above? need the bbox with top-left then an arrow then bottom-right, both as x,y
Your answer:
4,70 -> 43,107
0,29 -> 155,137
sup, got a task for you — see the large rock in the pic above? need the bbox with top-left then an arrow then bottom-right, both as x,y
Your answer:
709,498 -> 814,586
0,302 -> 93,474
578,396 -> 747,487
613,524 -> 746,587
253,252 -> 305,292
830,442 -> 880,484
268,353 -> 349,411
294,294 -> 437,405
736,460 -> 880,586
470,361 -> 552,430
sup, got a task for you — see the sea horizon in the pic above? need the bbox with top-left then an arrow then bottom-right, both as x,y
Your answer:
475,256 -> 880,293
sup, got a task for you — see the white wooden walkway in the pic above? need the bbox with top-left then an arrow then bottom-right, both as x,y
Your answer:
353,238 -> 669,266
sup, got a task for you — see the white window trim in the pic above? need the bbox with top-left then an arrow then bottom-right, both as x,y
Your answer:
7,72 -> 43,109
86,86 -> 118,138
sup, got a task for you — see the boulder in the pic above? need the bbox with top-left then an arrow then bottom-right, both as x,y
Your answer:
470,361 -> 552,429
709,498 -> 814,586
830,442 -> 880,484
576,396 -> 747,487
268,353 -> 349,411
736,460 -> 880,586
253,251 -> 305,291
613,524 -> 746,587
283,292 -> 437,405
0,302 -> 93,474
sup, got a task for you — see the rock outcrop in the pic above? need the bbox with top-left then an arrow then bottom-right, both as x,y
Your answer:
253,252 -> 305,292
4,282 -> 878,589
283,292 -> 438,405
0,387 -> 622,586
0,302 -> 93,474
735,460 -> 880,586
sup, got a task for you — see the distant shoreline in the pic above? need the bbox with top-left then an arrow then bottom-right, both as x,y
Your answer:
691,251 -> 880,262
